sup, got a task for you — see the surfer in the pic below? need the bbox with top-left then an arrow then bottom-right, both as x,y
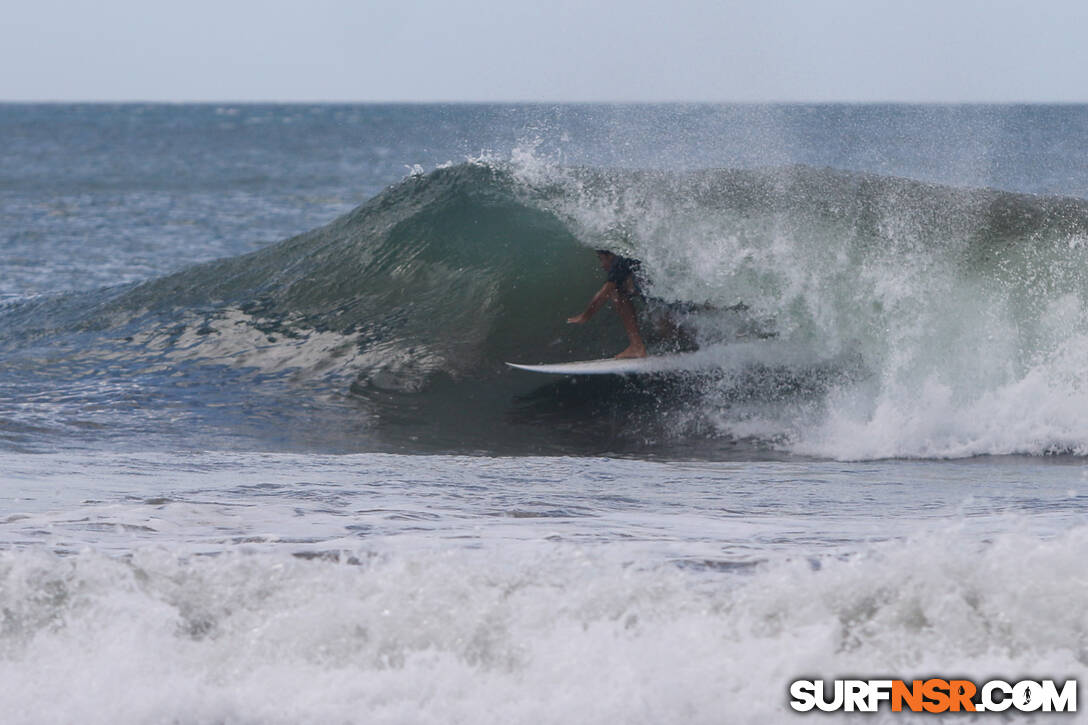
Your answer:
567,250 -> 648,359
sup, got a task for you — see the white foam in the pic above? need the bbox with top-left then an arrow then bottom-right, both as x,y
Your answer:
800,332 -> 1088,459
1,524 -> 1085,724
504,155 -> 1088,460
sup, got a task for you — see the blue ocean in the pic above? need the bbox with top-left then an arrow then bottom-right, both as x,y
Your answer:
1,104 -> 1086,723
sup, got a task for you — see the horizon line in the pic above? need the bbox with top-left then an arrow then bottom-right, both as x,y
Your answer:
3,98 -> 1088,106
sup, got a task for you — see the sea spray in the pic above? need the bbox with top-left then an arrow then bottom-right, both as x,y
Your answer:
3,161 -> 1088,458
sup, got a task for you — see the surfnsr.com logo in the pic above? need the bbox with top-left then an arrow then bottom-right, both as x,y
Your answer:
789,679 -> 1077,713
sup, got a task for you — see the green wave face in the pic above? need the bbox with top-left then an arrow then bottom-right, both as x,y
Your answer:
4,161 -> 1088,456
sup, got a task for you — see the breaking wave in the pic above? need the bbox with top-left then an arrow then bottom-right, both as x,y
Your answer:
3,159 -> 1088,459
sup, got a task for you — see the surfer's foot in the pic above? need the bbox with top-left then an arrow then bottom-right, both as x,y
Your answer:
614,345 -> 647,359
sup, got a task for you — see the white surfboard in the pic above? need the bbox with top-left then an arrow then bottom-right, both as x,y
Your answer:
506,351 -> 712,375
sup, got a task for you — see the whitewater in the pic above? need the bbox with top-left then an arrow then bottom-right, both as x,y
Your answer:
1,104 -> 1086,723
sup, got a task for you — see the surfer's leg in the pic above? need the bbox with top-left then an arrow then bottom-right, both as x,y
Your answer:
613,293 -> 647,358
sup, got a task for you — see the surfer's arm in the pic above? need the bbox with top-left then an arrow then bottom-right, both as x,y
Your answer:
567,282 -> 616,324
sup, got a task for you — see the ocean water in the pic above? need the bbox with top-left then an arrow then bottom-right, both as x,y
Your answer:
1,104 -> 1087,723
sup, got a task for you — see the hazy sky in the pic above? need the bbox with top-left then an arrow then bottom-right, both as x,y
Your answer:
4,0 -> 1088,102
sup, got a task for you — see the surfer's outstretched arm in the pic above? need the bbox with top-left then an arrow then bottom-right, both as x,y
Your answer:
567,282 -> 615,324
567,282 -> 647,358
